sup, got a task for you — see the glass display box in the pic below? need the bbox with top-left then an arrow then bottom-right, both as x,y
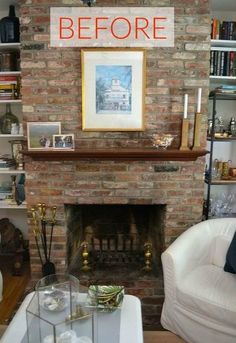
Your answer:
26,274 -> 94,343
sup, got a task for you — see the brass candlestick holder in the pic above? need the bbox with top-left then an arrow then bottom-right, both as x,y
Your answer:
179,118 -> 190,151
192,112 -> 202,151
81,241 -> 91,272
10,175 -> 18,205
142,242 -> 152,272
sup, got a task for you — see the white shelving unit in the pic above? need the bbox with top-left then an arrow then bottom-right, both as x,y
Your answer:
210,75 -> 236,82
0,42 -> 20,50
210,38 -> 236,84
0,99 -> 22,103
0,71 -> 21,76
0,1 -> 27,237
0,201 -> 27,209
0,170 -> 25,174
211,39 -> 236,47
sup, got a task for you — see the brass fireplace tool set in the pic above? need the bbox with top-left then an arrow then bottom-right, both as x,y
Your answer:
31,204 -> 57,276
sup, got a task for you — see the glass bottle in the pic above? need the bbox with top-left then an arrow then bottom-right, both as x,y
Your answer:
229,117 -> 236,137
0,5 -> 20,43
0,104 -> 19,134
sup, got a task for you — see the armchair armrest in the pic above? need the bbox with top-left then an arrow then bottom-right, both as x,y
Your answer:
161,220 -> 213,300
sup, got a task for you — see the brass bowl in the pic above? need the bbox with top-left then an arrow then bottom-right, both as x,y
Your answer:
151,133 -> 175,149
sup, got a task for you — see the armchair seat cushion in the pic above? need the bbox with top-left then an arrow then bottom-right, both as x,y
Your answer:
176,264 -> 236,328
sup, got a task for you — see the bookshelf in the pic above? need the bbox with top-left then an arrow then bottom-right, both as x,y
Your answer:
205,0 -> 236,219
210,43 -> 236,78
0,1 -> 27,237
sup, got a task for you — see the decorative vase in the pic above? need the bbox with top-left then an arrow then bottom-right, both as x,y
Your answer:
0,104 -> 19,134
0,5 -> 20,43
42,261 -> 56,277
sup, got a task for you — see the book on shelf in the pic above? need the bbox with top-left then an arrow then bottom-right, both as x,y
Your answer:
0,75 -> 20,98
0,167 -> 15,170
0,193 -> 11,200
0,76 -> 18,82
211,19 -> 236,40
210,50 -> 236,76
0,155 -> 16,169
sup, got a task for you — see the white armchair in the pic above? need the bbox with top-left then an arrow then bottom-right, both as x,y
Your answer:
161,218 -> 236,343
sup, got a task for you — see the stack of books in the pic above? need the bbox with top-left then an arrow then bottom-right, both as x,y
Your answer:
212,85 -> 236,94
0,154 -> 16,170
0,75 -> 19,100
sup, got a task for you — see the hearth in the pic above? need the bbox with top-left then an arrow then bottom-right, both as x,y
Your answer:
65,204 -> 165,278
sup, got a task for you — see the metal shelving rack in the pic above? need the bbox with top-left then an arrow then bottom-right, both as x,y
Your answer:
205,91 -> 236,219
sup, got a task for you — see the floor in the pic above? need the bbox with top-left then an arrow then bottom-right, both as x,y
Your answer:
0,324 -> 7,337
0,328 -> 186,342
144,331 -> 185,342
0,255 -> 31,324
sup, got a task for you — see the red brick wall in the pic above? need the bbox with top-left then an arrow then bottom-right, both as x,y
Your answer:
19,0 -> 210,279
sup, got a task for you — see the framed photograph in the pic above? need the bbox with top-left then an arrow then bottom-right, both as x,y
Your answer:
27,122 -> 61,150
53,134 -> 75,150
81,48 -> 146,131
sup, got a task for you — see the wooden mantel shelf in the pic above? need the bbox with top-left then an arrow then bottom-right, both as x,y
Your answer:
23,149 -> 208,161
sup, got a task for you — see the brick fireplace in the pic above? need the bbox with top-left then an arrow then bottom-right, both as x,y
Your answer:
20,0 -> 210,330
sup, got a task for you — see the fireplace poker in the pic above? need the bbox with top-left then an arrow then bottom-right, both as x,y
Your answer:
48,206 -> 57,261
34,228 -> 43,265
39,203 -> 48,261
31,207 -> 43,265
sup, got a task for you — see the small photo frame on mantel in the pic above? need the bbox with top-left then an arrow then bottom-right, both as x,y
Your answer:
53,134 -> 75,150
27,122 -> 61,150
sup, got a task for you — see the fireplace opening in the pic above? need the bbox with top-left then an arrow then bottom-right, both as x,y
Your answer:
65,204 -> 165,279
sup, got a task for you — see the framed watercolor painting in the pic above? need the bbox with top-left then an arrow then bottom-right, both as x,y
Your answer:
27,122 -> 61,150
81,48 -> 146,131
53,134 -> 75,150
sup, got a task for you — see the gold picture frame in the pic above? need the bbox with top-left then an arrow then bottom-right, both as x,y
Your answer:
81,48 -> 146,131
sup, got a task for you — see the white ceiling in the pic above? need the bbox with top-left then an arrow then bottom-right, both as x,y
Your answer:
211,0 -> 236,11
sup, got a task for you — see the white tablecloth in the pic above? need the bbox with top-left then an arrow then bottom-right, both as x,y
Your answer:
1,293 -> 143,343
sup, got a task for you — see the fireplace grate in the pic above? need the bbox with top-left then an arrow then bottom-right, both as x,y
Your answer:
90,235 -> 144,267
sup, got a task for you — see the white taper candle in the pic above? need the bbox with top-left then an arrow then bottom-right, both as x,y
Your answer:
184,94 -> 188,119
197,87 -> 202,113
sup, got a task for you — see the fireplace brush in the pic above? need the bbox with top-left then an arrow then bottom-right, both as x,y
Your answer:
31,204 -> 57,276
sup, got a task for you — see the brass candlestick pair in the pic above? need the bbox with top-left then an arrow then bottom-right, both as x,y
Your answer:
179,112 -> 202,151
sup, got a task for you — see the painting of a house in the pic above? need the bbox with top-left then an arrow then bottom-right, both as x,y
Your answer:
96,65 -> 132,114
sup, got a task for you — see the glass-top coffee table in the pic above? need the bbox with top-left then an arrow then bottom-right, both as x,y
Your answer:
1,292 -> 143,343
